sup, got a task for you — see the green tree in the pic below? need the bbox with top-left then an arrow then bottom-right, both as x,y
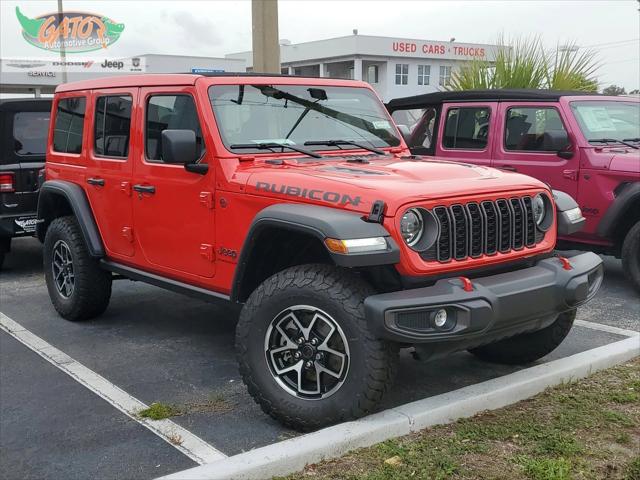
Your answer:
603,85 -> 627,95
448,36 -> 599,92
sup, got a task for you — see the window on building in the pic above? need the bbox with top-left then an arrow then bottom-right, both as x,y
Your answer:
94,95 -> 132,158
439,65 -> 452,87
146,95 -> 204,162
395,64 -> 408,85
417,65 -> 431,86
505,107 -> 568,151
13,111 -> 50,156
366,65 -> 379,84
443,107 -> 490,150
53,97 -> 86,154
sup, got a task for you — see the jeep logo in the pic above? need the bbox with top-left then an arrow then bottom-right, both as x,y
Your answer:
255,182 -> 362,207
101,59 -> 124,70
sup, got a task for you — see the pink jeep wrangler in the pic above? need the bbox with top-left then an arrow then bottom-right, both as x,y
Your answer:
387,90 -> 640,291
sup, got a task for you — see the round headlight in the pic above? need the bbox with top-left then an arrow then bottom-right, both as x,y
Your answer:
400,208 -> 424,246
532,194 -> 546,226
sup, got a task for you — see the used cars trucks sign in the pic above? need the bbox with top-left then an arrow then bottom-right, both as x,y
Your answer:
15,6 -> 125,53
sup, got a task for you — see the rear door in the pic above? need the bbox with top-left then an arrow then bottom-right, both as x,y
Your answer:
0,101 -> 51,234
84,88 -> 136,258
433,102 -> 495,166
493,102 -> 579,198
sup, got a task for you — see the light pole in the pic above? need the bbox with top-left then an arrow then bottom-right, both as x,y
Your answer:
251,0 -> 280,73
57,0 -> 68,84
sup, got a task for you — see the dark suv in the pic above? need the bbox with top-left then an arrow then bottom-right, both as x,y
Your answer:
0,98 -> 52,269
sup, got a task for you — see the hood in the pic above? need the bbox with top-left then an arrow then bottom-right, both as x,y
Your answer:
241,155 -> 547,215
608,150 -> 640,174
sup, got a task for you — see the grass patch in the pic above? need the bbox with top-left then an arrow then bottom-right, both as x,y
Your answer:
280,359 -> 640,480
138,402 -> 179,420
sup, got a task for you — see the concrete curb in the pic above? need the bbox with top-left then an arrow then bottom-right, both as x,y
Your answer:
159,333 -> 639,480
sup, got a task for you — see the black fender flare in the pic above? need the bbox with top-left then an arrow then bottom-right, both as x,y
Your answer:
552,190 -> 586,236
231,203 -> 400,302
37,180 -> 105,257
597,182 -> 640,238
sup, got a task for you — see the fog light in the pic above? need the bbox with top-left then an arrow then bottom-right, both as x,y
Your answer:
433,309 -> 448,328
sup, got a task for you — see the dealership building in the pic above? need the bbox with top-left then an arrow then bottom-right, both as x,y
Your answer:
227,34 -> 501,101
1,35 -> 499,101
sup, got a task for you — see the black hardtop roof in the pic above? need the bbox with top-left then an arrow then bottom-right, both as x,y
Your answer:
0,98 -> 52,112
386,89 -> 601,109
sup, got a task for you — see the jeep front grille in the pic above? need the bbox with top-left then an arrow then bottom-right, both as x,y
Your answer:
421,196 -> 541,263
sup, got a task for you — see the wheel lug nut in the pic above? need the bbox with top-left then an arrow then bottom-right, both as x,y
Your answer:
315,353 -> 322,360
297,337 -> 304,344
305,361 -> 313,368
294,352 -> 301,359
310,338 -> 318,345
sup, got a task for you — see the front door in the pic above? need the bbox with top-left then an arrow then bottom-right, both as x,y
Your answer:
493,103 -> 579,199
132,88 -> 215,278
85,89 -> 135,258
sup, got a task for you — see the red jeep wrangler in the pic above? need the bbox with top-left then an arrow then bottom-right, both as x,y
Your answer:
387,90 -> 640,291
38,75 -> 602,430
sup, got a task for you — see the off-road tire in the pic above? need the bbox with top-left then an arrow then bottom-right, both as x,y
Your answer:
0,238 -> 9,271
468,309 -> 576,365
236,264 -> 398,431
44,216 -> 112,321
621,220 -> 640,293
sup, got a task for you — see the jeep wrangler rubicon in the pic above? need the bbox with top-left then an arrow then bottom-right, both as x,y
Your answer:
38,74 -> 602,430
0,98 -> 51,269
387,90 -> 640,291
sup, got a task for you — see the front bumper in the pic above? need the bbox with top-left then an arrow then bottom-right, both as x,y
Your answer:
364,252 -> 603,347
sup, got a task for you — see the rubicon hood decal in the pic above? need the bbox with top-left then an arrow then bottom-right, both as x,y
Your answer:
255,182 -> 362,207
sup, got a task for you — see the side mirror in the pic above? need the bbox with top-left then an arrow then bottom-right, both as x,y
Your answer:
161,129 -> 198,164
396,124 -> 412,144
543,130 -> 573,158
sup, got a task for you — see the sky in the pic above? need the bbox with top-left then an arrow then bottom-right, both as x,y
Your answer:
1,0 -> 639,91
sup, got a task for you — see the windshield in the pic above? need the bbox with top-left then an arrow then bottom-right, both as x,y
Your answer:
209,84 -> 400,154
570,101 -> 640,143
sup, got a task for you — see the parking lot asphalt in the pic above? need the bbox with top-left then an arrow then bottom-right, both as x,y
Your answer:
1,237 -> 638,479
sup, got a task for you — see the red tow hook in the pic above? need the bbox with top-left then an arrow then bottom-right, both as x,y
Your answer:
557,255 -> 573,270
458,276 -> 474,292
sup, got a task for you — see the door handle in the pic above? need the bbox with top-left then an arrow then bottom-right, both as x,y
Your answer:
497,165 -> 517,172
133,184 -> 156,194
87,177 -> 105,186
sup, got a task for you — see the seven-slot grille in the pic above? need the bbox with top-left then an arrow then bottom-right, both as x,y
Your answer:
421,196 -> 540,263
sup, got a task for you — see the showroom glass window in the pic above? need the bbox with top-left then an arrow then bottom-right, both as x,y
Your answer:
443,107 -> 490,149
145,95 -> 205,162
439,65 -> 452,87
53,97 -> 86,154
395,64 -> 408,85
417,65 -> 431,85
505,107 -> 568,152
13,111 -> 50,155
94,95 -> 133,158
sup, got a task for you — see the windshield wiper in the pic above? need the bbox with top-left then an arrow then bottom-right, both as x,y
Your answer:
229,143 -> 323,158
622,138 -> 640,143
304,140 -> 387,155
589,138 -> 639,149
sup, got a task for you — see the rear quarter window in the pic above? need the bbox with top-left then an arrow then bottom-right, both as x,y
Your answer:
13,111 -> 51,156
53,97 -> 86,154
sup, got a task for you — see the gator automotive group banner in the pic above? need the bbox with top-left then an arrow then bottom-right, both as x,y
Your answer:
15,6 -> 124,53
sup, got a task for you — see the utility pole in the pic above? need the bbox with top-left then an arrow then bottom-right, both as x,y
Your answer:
251,0 -> 280,73
57,0 -> 68,84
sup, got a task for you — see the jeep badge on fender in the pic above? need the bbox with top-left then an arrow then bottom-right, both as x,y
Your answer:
37,73 -> 603,431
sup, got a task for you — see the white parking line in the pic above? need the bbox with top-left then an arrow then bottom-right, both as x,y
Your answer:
0,312 -> 227,465
575,319 -> 639,338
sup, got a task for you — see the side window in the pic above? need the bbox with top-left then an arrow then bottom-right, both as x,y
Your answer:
391,107 -> 437,150
13,111 -> 50,156
94,95 -> 132,158
505,107 -> 567,152
443,107 -> 490,150
145,95 -> 204,162
53,97 -> 86,154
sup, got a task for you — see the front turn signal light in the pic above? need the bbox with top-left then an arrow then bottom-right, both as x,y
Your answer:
324,237 -> 387,254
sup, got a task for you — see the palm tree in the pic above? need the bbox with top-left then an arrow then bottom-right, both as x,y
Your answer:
448,36 -> 599,92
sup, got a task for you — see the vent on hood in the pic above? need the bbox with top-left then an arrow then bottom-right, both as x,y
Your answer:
322,166 -> 387,175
